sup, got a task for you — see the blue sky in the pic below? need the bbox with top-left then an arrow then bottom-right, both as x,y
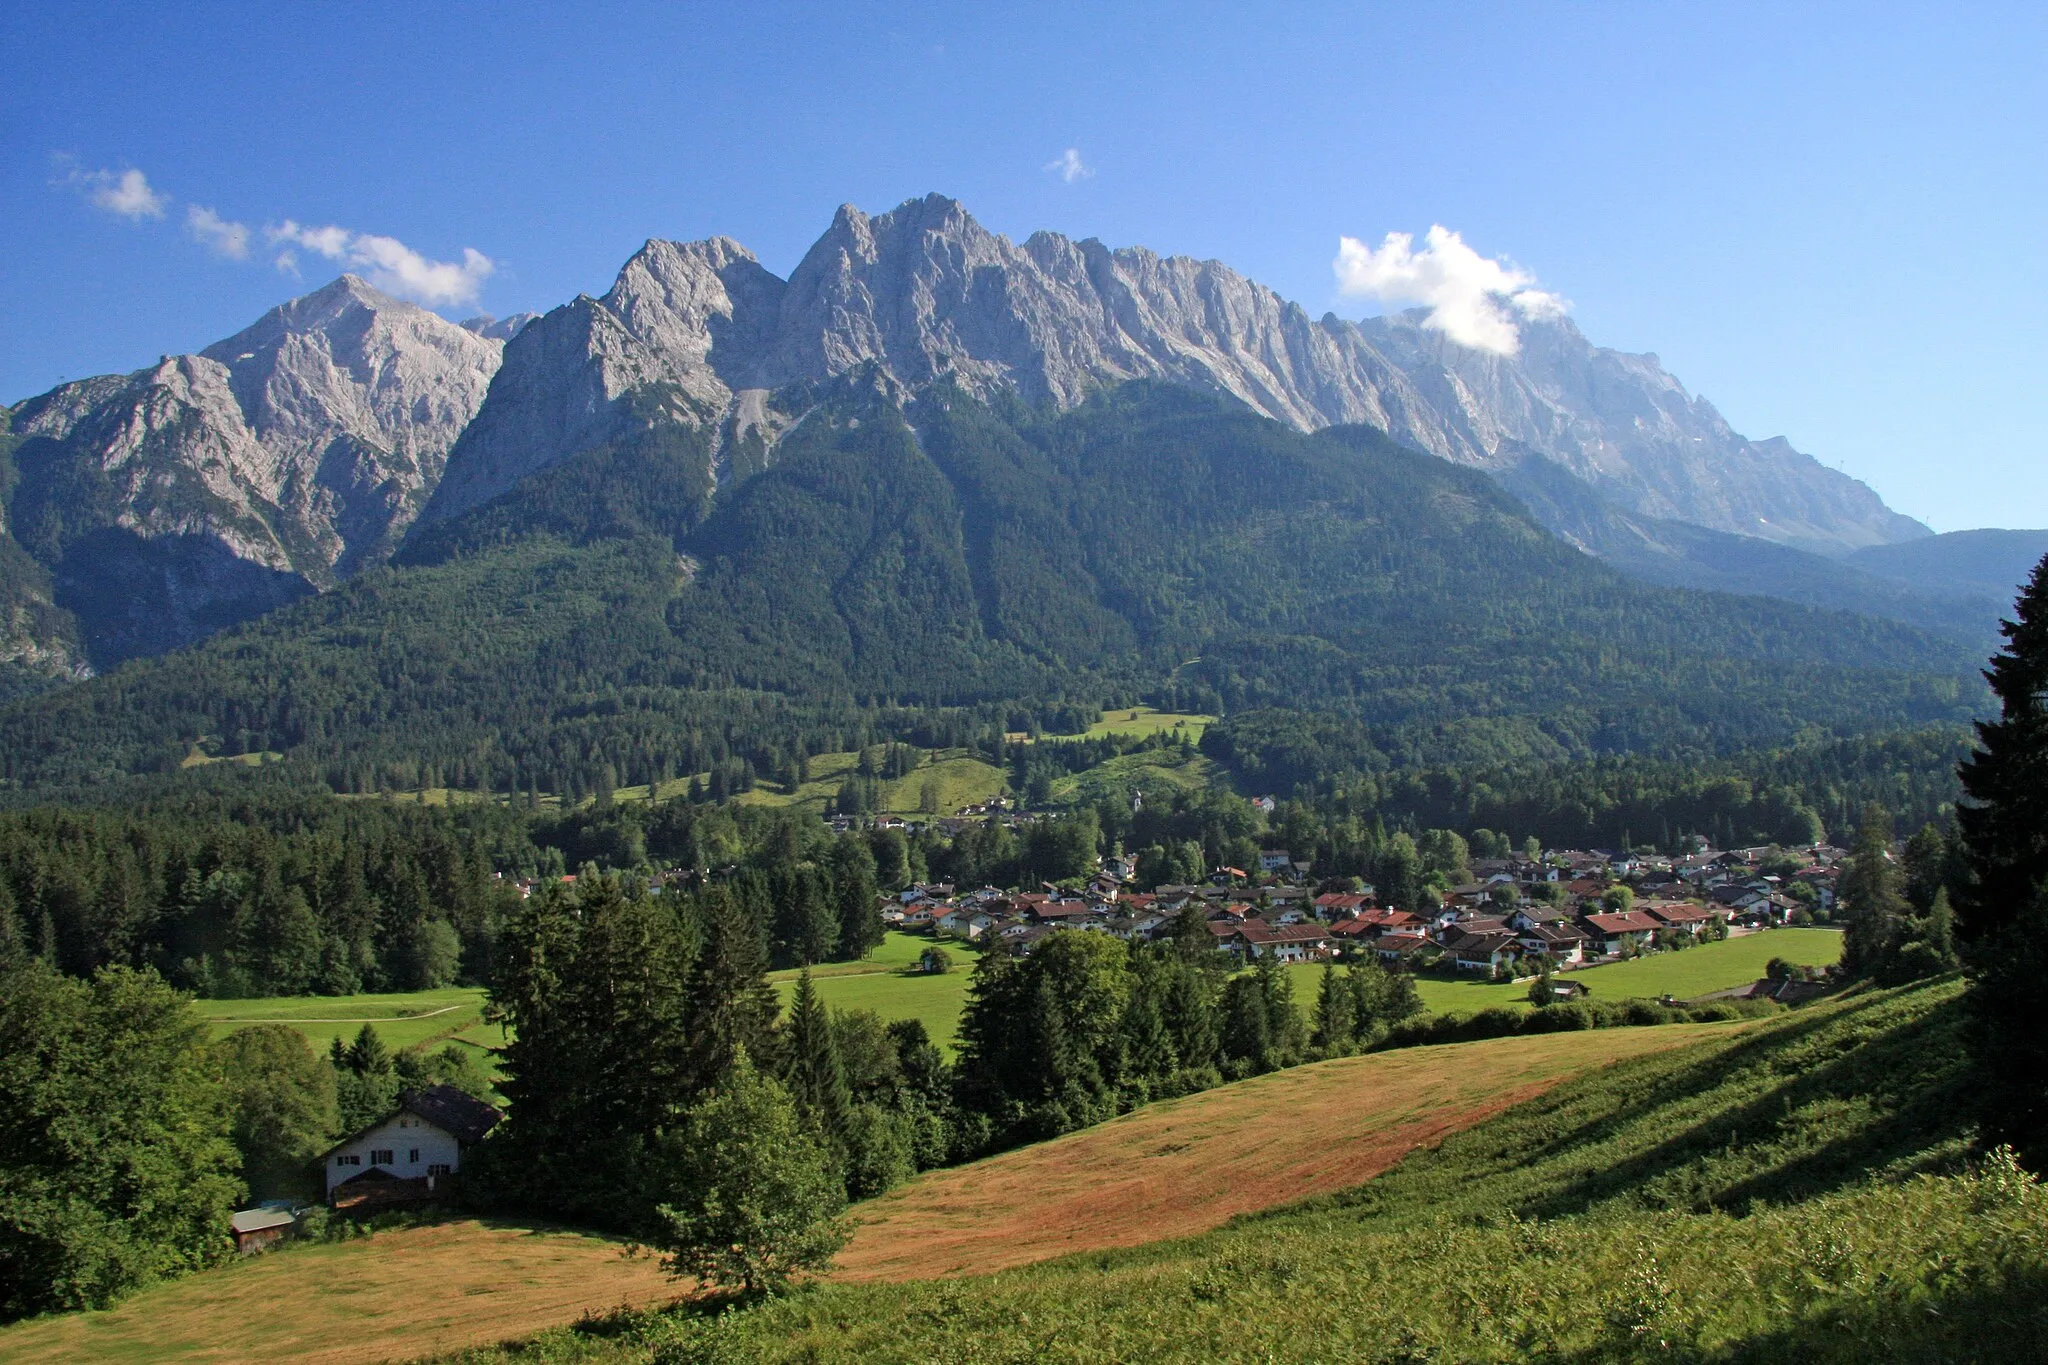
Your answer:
5,1 -> 2043,531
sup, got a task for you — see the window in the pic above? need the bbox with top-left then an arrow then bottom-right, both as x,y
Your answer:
409,1149 -> 420,1164
336,1154 -> 360,1167
428,1163 -> 451,1177
370,1150 -> 394,1166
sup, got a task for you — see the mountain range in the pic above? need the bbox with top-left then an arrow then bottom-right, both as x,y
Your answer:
7,193 -> 2025,682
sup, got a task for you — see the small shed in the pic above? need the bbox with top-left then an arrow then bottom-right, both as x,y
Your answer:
230,1207 -> 298,1255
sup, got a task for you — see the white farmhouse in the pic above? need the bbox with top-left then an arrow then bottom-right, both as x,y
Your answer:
323,1084 -> 502,1206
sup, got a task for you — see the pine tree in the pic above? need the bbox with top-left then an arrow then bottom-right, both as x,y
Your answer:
1955,554 -> 2048,1158
1838,807 -> 1906,979
830,838 -> 882,961
1312,960 -> 1355,1053
1160,960 -> 1217,1071
683,887 -> 782,1094
783,970 -> 850,1140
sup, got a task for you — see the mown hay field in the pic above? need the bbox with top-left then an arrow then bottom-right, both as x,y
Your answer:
0,1220 -> 675,1365
832,1021 -> 1730,1279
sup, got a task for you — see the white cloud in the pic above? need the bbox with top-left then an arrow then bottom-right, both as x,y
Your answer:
63,164 -> 169,220
185,205 -> 250,259
1333,225 -> 1564,356
266,220 -> 495,306
1044,147 -> 1092,184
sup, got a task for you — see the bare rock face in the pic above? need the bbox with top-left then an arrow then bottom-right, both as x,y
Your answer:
1351,312 -> 1926,554
14,194 -> 1928,669
8,276 -> 504,662
424,195 -> 1923,555
424,238 -> 786,524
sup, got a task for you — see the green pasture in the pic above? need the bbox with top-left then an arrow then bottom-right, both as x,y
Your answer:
1079,706 -> 1215,743
189,986 -> 487,1051
771,932 -> 976,1054
1289,926 -> 1846,1016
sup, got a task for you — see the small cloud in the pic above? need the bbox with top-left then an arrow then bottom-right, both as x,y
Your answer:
273,250 -> 300,276
1044,147 -> 1092,184
60,162 -> 169,220
1333,225 -> 1564,356
185,205 -> 250,260
267,220 -> 494,306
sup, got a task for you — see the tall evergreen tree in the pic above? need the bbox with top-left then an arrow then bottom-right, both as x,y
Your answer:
831,837 -> 883,961
1955,554 -> 2048,1159
1312,960 -> 1356,1053
783,970 -> 850,1141
1838,807 -> 1906,979
682,885 -> 782,1095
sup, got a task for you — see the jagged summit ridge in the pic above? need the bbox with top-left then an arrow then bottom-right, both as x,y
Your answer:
422,194 -> 1922,554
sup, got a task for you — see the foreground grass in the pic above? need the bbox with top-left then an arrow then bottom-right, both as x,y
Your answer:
0,1218 -> 675,1365
452,978 -> 2006,1363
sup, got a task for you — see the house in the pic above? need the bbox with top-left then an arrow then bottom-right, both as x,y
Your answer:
1259,849 -> 1293,872
1517,922 -> 1589,965
937,909 -> 998,938
1235,919 -> 1334,963
230,1206 -> 298,1255
324,1085 -> 501,1207
1315,892 -> 1374,919
1578,910 -> 1663,956
1641,902 -> 1721,937
1373,935 -> 1435,966
1447,931 -> 1522,975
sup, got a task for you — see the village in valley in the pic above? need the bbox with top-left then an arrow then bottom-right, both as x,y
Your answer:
853,794 -> 1838,1000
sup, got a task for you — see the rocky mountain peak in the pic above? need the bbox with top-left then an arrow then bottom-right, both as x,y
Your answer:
8,275 -> 510,664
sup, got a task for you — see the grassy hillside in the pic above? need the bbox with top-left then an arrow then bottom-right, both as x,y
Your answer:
449,977 -> 2033,1362
832,1023 -> 1725,1281
768,933 -> 975,1054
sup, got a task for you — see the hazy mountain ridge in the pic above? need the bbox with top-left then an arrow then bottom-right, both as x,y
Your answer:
1496,452 -> 2008,640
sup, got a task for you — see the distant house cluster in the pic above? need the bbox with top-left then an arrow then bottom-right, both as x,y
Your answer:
877,838 -> 1842,982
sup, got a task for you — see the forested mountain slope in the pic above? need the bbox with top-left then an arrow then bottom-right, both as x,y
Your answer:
0,384 -> 1982,796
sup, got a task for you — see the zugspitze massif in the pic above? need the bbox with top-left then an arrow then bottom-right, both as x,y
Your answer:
5,194 -> 1925,671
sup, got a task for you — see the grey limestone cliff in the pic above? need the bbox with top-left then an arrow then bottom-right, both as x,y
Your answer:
420,194 -> 1925,556
8,275 -> 505,663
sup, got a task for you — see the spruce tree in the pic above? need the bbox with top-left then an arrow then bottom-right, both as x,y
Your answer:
783,970 -> 850,1140
683,886 -> 782,1094
830,837 -> 883,961
1955,554 -> 2048,1158
1312,960 -> 1355,1053
1838,807 -> 1906,979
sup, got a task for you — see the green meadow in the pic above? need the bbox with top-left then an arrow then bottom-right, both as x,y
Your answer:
1290,925 -> 1846,1016
190,986 -> 488,1051
769,931 -> 974,1054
